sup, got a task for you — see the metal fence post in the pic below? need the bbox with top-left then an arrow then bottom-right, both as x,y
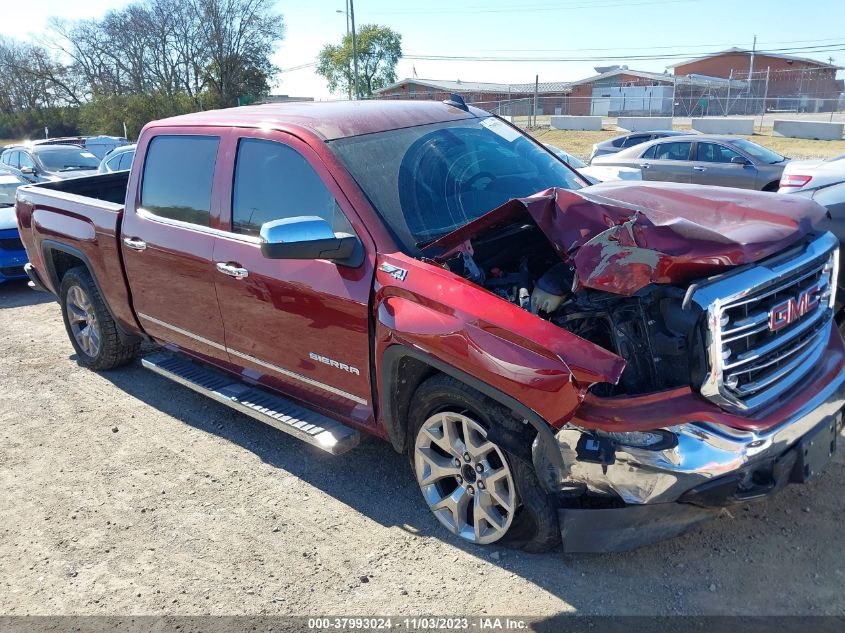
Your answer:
759,67 -> 770,132
533,75 -> 539,128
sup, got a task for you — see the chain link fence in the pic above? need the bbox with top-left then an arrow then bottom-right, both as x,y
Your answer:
378,67 -> 845,131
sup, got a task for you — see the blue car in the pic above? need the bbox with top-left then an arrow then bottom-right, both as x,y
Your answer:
0,169 -> 29,283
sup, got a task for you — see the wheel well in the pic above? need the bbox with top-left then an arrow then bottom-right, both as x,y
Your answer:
384,355 -> 440,452
763,180 -> 780,192
48,249 -> 86,286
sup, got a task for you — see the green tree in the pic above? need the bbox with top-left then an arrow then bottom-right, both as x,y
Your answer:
317,24 -> 401,98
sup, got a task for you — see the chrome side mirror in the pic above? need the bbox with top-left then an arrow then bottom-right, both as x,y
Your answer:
259,216 -> 362,266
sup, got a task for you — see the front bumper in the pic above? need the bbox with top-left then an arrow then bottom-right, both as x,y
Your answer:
551,321 -> 845,551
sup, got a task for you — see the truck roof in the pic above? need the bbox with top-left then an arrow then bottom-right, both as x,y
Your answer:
148,100 -> 489,141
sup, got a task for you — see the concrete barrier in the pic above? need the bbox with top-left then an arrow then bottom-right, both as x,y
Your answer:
691,118 -> 755,135
616,117 -> 673,132
772,120 -> 844,141
550,116 -> 602,131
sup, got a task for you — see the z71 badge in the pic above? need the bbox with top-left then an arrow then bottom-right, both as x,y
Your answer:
378,262 -> 408,281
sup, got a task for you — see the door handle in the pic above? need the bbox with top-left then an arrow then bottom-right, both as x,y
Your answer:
693,166 -> 707,171
641,163 -> 651,169
216,262 -> 249,279
123,237 -> 147,251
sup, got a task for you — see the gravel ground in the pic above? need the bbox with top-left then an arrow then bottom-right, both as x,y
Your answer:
2,279 -> 844,621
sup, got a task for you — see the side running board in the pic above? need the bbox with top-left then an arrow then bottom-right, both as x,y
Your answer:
141,352 -> 360,455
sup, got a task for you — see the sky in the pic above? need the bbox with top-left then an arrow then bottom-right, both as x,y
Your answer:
2,0 -> 845,100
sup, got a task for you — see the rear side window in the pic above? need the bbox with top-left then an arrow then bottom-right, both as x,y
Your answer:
231,138 -> 349,237
3,151 -> 19,168
622,135 -> 650,148
654,141 -> 692,161
141,135 -> 219,226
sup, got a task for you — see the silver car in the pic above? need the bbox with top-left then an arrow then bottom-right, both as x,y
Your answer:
591,135 -> 788,191
588,130 -> 696,163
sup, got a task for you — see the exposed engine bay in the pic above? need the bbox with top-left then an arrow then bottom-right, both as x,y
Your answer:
441,222 -> 704,395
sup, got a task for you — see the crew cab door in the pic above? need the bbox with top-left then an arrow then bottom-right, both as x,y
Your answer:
121,132 -> 230,365
638,140 -> 693,183
211,130 -> 376,425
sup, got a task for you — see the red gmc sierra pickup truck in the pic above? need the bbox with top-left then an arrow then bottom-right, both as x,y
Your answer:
15,99 -> 845,552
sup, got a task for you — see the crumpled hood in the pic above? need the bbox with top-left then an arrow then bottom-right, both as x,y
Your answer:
428,181 -> 828,296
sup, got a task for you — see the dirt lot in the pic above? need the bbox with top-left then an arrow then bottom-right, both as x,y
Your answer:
1,279 -> 845,621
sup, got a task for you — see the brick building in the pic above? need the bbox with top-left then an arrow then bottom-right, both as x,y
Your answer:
669,48 -> 841,112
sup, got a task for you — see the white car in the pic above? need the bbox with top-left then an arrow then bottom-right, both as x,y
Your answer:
545,144 -> 642,185
778,153 -> 845,193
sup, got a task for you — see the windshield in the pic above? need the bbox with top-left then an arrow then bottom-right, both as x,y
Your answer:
36,147 -> 100,171
546,145 -> 587,168
330,117 -> 585,251
731,139 -> 785,164
0,173 -> 25,207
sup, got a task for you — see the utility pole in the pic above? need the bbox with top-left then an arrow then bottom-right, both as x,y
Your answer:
759,66 -> 770,131
350,0 -> 360,99
747,34 -> 756,114
724,70 -> 732,116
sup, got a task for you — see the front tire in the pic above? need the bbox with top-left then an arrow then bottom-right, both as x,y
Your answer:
408,374 -> 560,551
59,267 -> 138,370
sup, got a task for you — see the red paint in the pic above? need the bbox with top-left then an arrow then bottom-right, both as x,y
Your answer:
13,101 -> 842,443
430,181 -> 828,296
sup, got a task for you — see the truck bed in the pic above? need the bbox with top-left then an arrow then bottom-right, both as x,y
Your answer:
15,171 -> 140,336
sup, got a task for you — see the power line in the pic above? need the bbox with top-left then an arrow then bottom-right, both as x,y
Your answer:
401,43 -> 845,63
426,37 -> 845,55
360,0 -> 698,15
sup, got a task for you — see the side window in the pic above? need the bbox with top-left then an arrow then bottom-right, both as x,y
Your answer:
641,145 -> 657,160
104,155 -> 120,172
654,141 -> 692,161
18,152 -> 35,169
140,135 -> 219,226
622,135 -> 650,148
231,138 -> 352,237
4,151 -> 20,168
119,151 -> 134,171
697,142 -> 744,163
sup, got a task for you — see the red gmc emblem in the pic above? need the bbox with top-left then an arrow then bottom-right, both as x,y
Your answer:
768,284 -> 821,331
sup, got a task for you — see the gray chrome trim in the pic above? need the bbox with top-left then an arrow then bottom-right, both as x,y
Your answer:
555,351 -> 845,504
136,208 -> 262,245
136,312 -> 368,406
138,312 -> 227,352
227,347 -> 368,406
690,232 -> 839,414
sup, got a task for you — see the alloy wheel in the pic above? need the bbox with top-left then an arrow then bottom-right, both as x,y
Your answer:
66,285 -> 101,358
414,411 -> 516,544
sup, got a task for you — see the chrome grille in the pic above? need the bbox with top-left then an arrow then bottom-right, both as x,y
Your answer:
691,232 -> 839,413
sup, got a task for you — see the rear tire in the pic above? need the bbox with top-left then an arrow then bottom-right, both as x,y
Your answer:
59,267 -> 138,370
408,374 -> 560,552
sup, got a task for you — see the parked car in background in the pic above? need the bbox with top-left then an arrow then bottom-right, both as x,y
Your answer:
1,144 -> 101,182
544,144 -> 641,184
32,135 -> 131,160
589,130 -> 697,163
591,135 -> 788,191
98,144 -> 136,174
781,174 -> 845,316
778,153 -> 845,193
0,168 -> 29,283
